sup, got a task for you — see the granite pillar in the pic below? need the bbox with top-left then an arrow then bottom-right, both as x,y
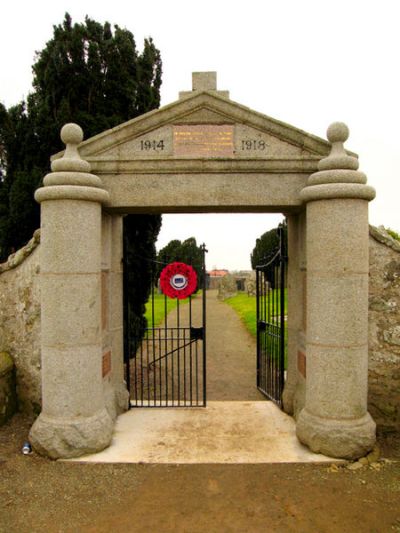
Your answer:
109,215 -> 129,413
29,124 -> 113,459
282,214 -> 301,415
296,122 -> 376,459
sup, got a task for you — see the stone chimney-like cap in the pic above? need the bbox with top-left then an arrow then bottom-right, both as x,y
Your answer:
179,71 -> 230,100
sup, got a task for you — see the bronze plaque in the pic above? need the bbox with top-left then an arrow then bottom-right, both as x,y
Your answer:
298,351 -> 306,378
173,125 -> 234,157
102,351 -> 111,378
101,271 -> 108,331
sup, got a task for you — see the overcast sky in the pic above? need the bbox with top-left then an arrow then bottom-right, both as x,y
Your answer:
1,0 -> 398,270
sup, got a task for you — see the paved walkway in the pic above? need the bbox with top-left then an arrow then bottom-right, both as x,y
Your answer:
71,290 -> 337,464
75,401 -> 336,463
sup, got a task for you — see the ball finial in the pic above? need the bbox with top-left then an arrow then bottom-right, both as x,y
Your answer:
50,123 -> 89,173
60,123 -> 84,146
327,122 -> 349,143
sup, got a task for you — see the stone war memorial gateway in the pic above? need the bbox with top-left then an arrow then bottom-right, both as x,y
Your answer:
29,72 -> 377,460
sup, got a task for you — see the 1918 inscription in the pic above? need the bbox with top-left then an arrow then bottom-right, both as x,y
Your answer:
241,140 -> 267,151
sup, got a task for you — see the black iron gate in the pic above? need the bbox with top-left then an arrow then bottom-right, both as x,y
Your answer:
124,245 -> 207,407
256,227 -> 287,407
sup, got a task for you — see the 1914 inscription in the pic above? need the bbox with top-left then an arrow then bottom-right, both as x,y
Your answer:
140,140 -> 165,151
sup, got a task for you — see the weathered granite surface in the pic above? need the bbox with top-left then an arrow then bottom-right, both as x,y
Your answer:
0,351 -> 17,425
29,123 -> 114,458
368,225 -> 400,434
296,122 -> 376,459
0,231 -> 41,414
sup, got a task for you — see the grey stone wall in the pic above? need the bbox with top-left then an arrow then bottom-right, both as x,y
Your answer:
0,351 -> 17,425
0,231 -> 41,414
368,226 -> 400,434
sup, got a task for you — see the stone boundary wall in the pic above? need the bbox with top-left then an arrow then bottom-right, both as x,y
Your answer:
0,351 -> 17,425
368,226 -> 400,434
0,231 -> 41,414
0,230 -> 40,274
0,226 -> 399,435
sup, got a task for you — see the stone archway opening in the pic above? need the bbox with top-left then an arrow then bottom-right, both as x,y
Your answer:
29,72 -> 376,461
123,211 -> 286,408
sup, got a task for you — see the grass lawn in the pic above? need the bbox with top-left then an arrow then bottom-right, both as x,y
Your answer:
225,291 -> 288,369
144,293 -> 178,328
144,291 -> 201,328
224,290 -> 287,338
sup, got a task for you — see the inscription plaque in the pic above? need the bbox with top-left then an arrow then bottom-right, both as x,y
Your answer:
101,271 -> 108,331
102,351 -> 111,378
298,351 -> 306,378
173,125 -> 234,157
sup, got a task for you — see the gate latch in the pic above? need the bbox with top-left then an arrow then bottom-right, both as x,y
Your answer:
258,321 -> 267,332
190,327 -> 204,340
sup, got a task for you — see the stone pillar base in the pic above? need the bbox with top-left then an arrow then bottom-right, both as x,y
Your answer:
115,383 -> 130,414
282,383 -> 295,415
29,408 -> 114,459
296,408 -> 376,459
104,382 -> 130,421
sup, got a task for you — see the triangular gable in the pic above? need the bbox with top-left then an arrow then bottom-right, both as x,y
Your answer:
53,91 -> 344,165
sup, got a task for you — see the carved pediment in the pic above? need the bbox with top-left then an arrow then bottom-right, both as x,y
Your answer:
53,92 -> 337,168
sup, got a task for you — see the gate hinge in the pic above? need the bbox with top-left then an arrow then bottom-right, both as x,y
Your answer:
190,327 -> 204,340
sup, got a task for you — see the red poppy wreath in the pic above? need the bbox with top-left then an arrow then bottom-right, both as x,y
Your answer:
159,262 -> 198,299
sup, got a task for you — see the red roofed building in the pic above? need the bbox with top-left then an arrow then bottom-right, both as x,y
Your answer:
207,269 -> 229,289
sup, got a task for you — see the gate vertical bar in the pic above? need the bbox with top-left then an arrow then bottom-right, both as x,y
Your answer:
256,268 -> 260,389
256,224 -> 287,407
122,229 -> 131,399
201,244 -> 207,407
279,226 -> 286,401
189,295 -> 193,405
127,245 -> 207,408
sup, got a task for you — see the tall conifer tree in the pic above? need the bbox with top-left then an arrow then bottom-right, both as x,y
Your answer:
0,13 -> 162,258
0,13 -> 163,351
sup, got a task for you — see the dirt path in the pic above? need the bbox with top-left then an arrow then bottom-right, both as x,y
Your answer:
204,289 -> 264,401
1,416 -> 399,533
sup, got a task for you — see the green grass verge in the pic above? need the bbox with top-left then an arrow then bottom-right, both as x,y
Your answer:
144,291 -> 201,328
145,293 -> 178,328
225,291 -> 288,369
224,290 -> 287,338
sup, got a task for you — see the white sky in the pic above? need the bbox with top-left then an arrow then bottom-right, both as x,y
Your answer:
1,0 -> 399,270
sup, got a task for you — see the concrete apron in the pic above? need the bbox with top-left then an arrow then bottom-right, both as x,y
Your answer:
65,401 -> 341,464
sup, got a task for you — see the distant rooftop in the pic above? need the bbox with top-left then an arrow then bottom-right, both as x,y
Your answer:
208,269 -> 229,277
